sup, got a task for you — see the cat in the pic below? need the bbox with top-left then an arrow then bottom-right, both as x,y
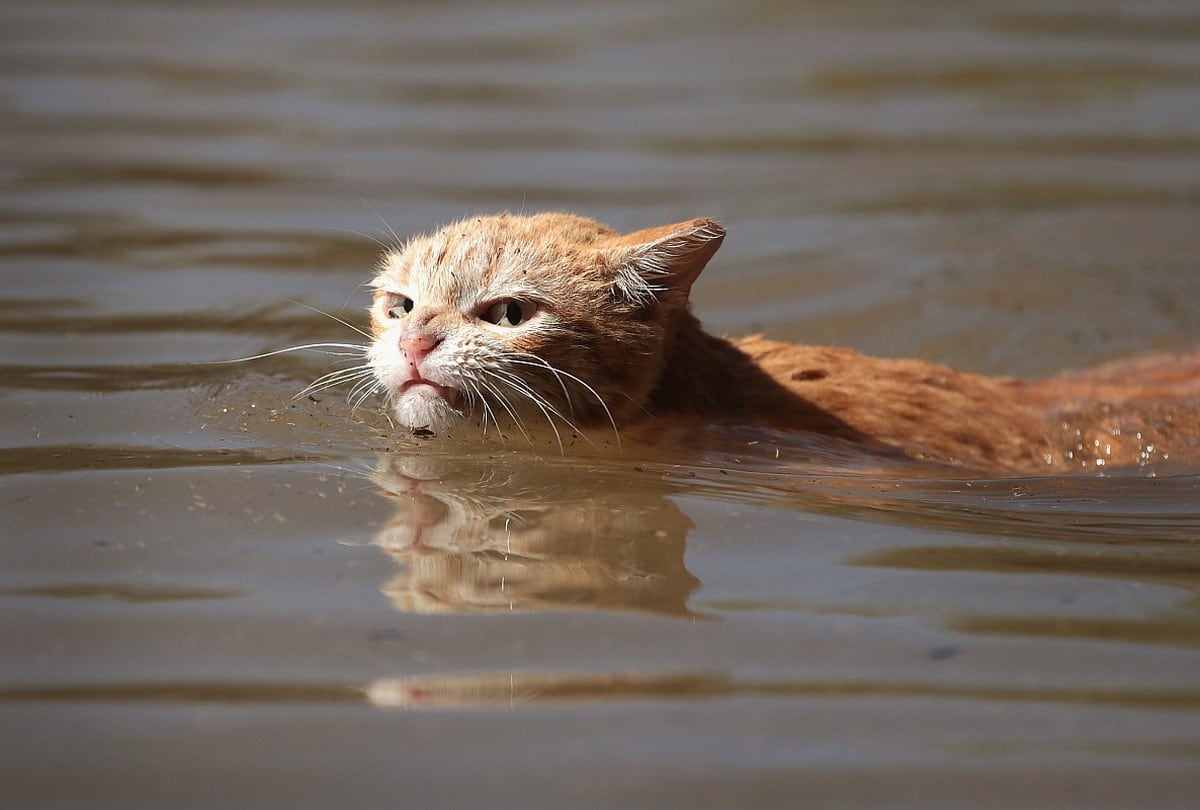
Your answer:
367,212 -> 1200,472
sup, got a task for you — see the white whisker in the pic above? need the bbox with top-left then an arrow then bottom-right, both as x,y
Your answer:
483,367 -> 583,451
464,378 -> 501,440
200,342 -> 370,365
295,366 -> 375,398
328,225 -> 392,252
345,369 -> 381,398
474,375 -> 533,445
302,364 -> 375,386
285,299 -> 374,340
349,378 -> 383,412
482,367 -> 588,453
506,356 -> 621,450
357,196 -> 404,252
509,351 -> 574,411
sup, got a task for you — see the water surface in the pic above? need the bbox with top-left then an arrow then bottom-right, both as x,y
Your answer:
3,1 -> 1200,808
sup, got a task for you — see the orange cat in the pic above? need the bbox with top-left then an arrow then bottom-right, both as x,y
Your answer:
367,212 -> 1200,472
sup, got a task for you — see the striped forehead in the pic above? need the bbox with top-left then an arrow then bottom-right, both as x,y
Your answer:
376,227 -> 559,306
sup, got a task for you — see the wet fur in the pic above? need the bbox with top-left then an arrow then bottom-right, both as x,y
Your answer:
366,212 -> 1200,472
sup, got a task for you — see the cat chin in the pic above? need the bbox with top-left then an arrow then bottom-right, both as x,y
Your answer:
392,387 -> 465,432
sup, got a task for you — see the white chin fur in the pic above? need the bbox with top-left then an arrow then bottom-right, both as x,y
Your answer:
392,388 -> 464,432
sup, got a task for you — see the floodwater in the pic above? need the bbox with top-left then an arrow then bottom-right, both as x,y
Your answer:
3,1 -> 1200,807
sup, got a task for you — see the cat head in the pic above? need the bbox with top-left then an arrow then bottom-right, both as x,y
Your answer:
368,212 -> 724,439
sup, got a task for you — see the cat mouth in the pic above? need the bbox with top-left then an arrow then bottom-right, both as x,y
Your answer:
401,378 -> 461,404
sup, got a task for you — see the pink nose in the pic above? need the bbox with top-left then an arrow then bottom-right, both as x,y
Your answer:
400,329 -> 441,365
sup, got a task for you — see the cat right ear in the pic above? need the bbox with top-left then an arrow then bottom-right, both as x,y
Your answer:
603,218 -> 726,306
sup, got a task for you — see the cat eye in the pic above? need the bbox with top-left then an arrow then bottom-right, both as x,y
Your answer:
483,299 -> 536,327
384,293 -> 415,319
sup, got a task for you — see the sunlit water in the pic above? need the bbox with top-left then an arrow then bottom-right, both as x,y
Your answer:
3,1 -> 1200,808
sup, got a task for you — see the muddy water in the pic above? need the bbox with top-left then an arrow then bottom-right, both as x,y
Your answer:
3,1 -> 1200,808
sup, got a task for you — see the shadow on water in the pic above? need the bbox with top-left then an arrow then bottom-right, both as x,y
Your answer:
325,423 -> 1200,642
368,452 -> 701,618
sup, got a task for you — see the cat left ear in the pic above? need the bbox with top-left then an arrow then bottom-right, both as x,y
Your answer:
604,217 -> 725,305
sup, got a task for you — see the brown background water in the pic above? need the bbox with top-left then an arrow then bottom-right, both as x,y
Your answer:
3,1 -> 1200,808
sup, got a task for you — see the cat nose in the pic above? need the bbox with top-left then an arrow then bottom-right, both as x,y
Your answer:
400,329 -> 441,365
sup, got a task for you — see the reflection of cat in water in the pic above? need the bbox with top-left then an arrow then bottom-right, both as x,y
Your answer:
370,454 -> 699,617
364,212 -> 1199,472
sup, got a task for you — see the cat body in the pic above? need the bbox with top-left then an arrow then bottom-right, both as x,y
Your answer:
368,212 -> 1199,472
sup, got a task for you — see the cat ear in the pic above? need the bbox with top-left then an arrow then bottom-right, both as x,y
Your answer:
604,217 -> 725,306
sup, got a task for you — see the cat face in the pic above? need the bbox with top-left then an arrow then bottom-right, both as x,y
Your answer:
368,212 -> 724,439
